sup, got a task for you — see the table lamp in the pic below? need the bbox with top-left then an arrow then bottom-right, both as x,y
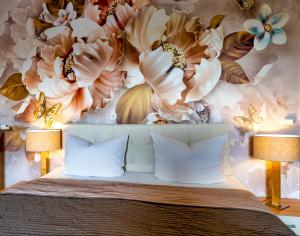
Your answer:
26,129 -> 62,175
253,134 -> 300,209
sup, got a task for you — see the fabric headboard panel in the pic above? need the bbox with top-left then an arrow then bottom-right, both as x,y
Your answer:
63,124 -> 232,175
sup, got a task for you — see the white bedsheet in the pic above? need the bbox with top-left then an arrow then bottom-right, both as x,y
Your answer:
43,167 -> 246,190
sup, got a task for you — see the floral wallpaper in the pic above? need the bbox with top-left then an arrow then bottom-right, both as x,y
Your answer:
0,0 -> 299,198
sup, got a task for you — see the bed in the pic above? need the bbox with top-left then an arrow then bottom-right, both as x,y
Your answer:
0,124 -> 295,235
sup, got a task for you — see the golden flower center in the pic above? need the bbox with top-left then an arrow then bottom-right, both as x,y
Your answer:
264,24 -> 272,32
63,54 -> 75,77
162,42 -> 186,70
107,0 -> 127,15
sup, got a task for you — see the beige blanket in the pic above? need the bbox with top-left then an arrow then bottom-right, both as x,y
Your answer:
0,178 -> 295,236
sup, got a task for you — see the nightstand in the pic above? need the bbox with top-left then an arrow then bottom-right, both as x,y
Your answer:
259,198 -> 300,235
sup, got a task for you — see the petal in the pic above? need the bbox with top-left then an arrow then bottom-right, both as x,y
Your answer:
269,13 -> 289,28
140,47 -> 172,81
44,26 -> 68,39
12,38 -> 37,60
38,46 -> 57,79
185,59 -> 222,103
26,18 -> 35,37
89,69 -> 125,109
57,88 -> 93,122
14,97 -> 38,123
124,66 -> 145,88
53,57 -> 64,77
115,3 -> 135,29
166,29 -> 206,65
84,3 -> 100,23
254,32 -> 271,51
22,58 -> 41,95
271,29 -> 287,45
103,15 -> 122,36
258,4 -> 272,24
238,49 -> 278,85
66,2 -> 74,14
244,19 -> 264,36
152,67 -> 185,105
69,11 -> 77,21
140,47 -> 185,105
73,40 -> 113,86
71,18 -> 106,39
165,11 -> 188,38
151,94 -> 193,122
200,27 -> 224,60
86,27 -> 107,43
38,76 -> 77,98
58,9 -> 67,18
125,6 -> 169,53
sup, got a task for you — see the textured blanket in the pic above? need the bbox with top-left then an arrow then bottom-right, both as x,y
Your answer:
0,178 -> 295,236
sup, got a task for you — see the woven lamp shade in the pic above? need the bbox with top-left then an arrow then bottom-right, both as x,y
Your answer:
253,134 -> 300,162
26,129 -> 62,152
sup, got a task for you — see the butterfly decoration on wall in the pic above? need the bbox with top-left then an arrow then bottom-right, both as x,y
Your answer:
233,103 -> 264,133
34,92 -> 62,129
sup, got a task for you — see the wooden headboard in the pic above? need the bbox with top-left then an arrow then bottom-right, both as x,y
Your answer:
63,124 -> 232,175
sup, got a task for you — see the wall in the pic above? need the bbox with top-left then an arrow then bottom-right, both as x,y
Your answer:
0,0 -> 299,198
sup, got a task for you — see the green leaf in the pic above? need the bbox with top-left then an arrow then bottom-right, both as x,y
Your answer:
220,31 -> 254,61
115,84 -> 153,124
209,15 -> 225,29
220,60 -> 250,84
0,73 -> 29,101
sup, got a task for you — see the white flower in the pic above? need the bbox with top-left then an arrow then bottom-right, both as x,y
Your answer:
53,3 -> 77,26
244,4 -> 289,51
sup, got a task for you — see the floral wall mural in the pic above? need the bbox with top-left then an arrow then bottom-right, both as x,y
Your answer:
0,0 -> 299,198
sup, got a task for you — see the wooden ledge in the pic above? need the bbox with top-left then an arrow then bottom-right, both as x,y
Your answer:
258,198 -> 300,217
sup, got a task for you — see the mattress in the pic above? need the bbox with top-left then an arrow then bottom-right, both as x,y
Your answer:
43,167 -> 246,190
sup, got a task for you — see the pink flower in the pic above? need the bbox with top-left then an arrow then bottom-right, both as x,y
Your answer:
16,27 -> 124,124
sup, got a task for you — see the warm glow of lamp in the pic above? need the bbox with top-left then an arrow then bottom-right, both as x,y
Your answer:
253,134 -> 300,209
26,129 -> 62,175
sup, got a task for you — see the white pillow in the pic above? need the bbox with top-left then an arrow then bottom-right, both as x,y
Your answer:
62,134 -> 128,177
151,133 -> 227,184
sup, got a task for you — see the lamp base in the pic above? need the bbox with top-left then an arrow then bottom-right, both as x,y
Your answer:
40,151 -> 50,176
265,199 -> 290,210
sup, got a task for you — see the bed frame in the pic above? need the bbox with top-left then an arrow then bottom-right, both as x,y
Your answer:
63,124 -> 232,175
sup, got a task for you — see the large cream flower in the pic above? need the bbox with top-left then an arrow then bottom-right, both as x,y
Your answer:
124,6 -> 223,116
117,46 -> 192,122
16,26 -> 124,123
